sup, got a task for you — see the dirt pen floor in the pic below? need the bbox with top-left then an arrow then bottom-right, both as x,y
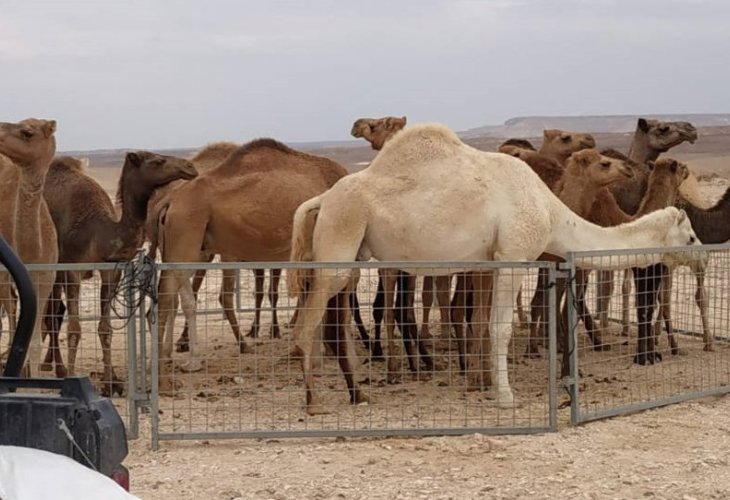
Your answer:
65,154 -> 730,498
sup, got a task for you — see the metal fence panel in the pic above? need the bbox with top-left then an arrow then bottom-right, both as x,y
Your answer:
149,261 -> 557,447
566,244 -> 730,424
0,261 -> 143,436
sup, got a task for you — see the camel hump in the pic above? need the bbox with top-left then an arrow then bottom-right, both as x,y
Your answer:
50,156 -> 89,172
370,123 -> 464,170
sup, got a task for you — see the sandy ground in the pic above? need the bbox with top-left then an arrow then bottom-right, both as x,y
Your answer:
126,395 -> 730,499
34,141 -> 730,499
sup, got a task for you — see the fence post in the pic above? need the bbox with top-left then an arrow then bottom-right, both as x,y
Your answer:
149,260 -> 160,451
562,254 -> 581,425
547,263 -> 558,431
124,258 -> 139,440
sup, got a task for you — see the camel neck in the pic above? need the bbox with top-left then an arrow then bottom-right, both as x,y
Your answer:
636,177 -> 677,216
13,168 -> 46,262
627,136 -> 658,164
556,175 -> 600,217
546,198 -> 670,269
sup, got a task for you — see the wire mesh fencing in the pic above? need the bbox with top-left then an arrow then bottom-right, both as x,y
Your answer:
565,244 -> 730,424
149,261 -> 558,447
0,261 -> 143,435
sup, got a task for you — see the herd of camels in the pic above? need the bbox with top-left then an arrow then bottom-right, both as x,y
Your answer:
0,113 -> 726,415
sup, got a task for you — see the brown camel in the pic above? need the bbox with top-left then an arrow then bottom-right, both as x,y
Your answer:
0,119 -> 59,375
524,149 -> 634,356
156,139 -> 348,391
595,118 -> 702,332
41,153 -> 197,396
584,155 -> 693,364
351,116 -> 407,151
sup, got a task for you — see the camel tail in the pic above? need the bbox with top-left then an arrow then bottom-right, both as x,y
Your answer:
148,202 -> 170,260
288,195 -> 322,297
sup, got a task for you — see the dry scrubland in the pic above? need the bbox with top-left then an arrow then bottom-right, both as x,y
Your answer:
78,128 -> 730,499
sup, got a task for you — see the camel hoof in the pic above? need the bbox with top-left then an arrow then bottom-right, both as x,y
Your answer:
621,329 -> 630,337
39,362 -> 53,373
592,343 -> 611,352
175,339 -> 190,353
270,325 -> 281,339
239,341 -> 253,354
485,389 -> 515,408
179,359 -> 203,373
352,391 -> 370,406
306,403 -> 330,416
633,351 -> 662,366
704,344 -> 715,352
159,377 -> 183,396
101,379 -> 125,398
386,373 -> 401,385
246,326 -> 259,339
55,365 -> 68,378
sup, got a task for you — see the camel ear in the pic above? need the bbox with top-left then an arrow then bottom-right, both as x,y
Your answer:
127,152 -> 142,167
401,116 -> 407,125
543,129 -> 558,140
42,120 -> 57,137
669,160 -> 678,173
676,208 -> 687,224
638,118 -> 649,133
647,160 -> 655,171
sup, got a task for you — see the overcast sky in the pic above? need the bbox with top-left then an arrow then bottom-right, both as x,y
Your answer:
1,0 -> 727,151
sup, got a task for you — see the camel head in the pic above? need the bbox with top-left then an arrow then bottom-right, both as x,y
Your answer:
664,207 -> 700,248
569,149 -> 634,187
350,116 -> 407,150
541,129 -> 596,164
498,138 -> 536,154
0,118 -> 57,167
637,118 -> 698,153
647,158 -> 690,202
124,151 -> 198,188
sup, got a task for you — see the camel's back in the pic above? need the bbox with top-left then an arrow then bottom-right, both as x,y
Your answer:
190,141 -> 240,173
44,157 -> 116,235
210,138 -> 347,188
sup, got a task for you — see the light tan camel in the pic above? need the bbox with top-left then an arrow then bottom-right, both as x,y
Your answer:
350,115 -> 451,350
287,123 -> 698,415
156,139 -> 349,391
41,153 -> 197,396
0,119 -> 59,375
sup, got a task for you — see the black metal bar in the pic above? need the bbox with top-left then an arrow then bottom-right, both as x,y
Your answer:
0,235 -> 37,377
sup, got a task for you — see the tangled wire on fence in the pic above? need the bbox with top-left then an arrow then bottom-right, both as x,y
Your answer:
110,252 -> 156,329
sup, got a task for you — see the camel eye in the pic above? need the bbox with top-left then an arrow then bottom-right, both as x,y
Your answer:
20,129 -> 34,140
690,236 -> 696,244
600,161 -> 611,168
560,135 -> 571,142
659,126 -> 670,134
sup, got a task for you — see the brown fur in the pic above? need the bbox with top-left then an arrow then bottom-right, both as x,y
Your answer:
501,147 -> 564,191
351,116 -> 407,151
538,129 -> 596,166
0,118 -> 59,375
498,138 -> 536,152
41,152 -> 197,394
156,139 -> 349,391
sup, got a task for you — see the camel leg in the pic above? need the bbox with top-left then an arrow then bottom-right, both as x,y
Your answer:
515,287 -> 529,330
694,270 -> 713,352
596,270 -> 614,331
526,268 -> 549,358
396,273 -> 432,373
157,269 -> 183,394
98,270 -> 124,397
268,269 -> 282,339
219,268 -> 251,353
380,269 -> 401,384
175,267 -> 207,353
654,270 -> 679,355
450,273 -> 468,373
25,270 -> 55,377
466,272 -> 492,392
65,272 -> 83,376
420,276 -> 434,339
633,264 -> 663,365
322,289 -> 369,406
177,270 -> 203,373
574,269 -> 607,351
348,290 -> 371,350
621,269 -> 632,336
0,280 -> 18,352
247,269 -> 266,338
435,275 -> 452,338
292,268 -> 356,415
370,276 -> 385,360
488,267 -> 524,406
41,278 -> 66,375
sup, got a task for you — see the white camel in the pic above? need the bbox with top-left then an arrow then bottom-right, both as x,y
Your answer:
287,123 -> 699,415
